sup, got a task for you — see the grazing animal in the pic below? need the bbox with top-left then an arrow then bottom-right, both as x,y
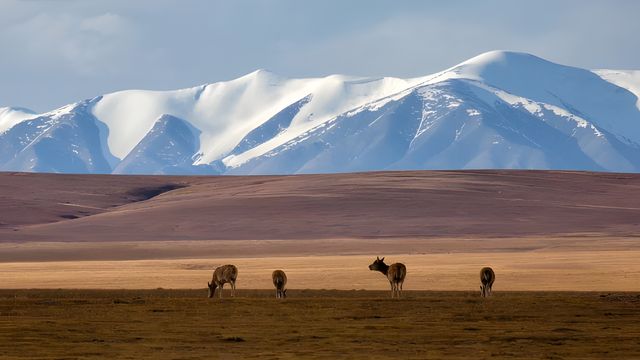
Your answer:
368,257 -> 407,298
208,264 -> 238,298
480,267 -> 495,297
272,270 -> 288,299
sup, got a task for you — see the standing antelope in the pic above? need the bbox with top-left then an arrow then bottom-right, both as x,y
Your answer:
368,257 -> 407,298
207,264 -> 238,298
272,270 -> 288,299
480,267 -> 495,297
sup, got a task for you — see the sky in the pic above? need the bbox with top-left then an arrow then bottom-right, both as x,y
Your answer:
1,0 -> 639,111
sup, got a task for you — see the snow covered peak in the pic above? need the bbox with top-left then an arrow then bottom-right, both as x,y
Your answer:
442,51 -> 640,144
0,106 -> 36,133
0,106 -> 35,114
234,68 -> 285,85
455,50 -> 549,71
594,69 -> 640,110
449,50 -> 577,86
2,51 -> 640,175
243,68 -> 279,77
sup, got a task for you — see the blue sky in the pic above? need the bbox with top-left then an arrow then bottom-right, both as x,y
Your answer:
1,0 -> 639,111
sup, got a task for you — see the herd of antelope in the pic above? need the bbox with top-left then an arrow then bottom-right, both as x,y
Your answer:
208,258 -> 495,299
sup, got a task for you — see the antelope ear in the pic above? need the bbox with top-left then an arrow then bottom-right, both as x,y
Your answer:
381,257 -> 385,262
376,256 -> 380,260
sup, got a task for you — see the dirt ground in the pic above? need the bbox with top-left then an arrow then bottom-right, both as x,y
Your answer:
2,289 -> 640,359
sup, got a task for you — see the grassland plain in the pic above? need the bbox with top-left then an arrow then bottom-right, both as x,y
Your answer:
2,250 -> 640,291
1,289 -> 640,359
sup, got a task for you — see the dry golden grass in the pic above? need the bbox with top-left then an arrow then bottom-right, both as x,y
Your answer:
2,289 -> 640,359
2,251 -> 640,291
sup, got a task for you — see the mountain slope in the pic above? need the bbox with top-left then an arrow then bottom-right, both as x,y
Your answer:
0,100 -> 115,173
0,107 -> 36,134
2,51 -> 639,174
228,79 -> 639,174
113,114 -> 217,175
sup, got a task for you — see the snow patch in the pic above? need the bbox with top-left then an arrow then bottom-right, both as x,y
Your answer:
595,69 -> 640,110
0,107 -> 37,133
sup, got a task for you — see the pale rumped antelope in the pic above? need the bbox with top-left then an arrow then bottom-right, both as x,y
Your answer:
272,269 -> 288,299
368,257 -> 407,298
480,267 -> 495,297
208,264 -> 238,298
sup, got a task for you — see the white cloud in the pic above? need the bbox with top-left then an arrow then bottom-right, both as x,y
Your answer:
3,11 -> 134,75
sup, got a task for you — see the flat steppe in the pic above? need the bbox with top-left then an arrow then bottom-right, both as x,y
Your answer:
1,170 -> 640,290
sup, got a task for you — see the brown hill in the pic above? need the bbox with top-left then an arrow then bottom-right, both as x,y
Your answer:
2,170 -> 640,242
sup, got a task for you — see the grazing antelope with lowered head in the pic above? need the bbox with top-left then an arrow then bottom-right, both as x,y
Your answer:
272,270 -> 287,299
368,257 -> 406,298
208,264 -> 238,298
480,267 -> 495,297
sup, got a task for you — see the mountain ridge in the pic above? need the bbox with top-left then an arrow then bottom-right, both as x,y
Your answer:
2,50 -> 639,175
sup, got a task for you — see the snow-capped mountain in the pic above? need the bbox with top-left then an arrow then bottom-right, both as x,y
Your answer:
2,51 -> 640,174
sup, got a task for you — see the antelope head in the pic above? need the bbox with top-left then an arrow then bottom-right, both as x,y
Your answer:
368,256 -> 386,271
207,281 -> 217,298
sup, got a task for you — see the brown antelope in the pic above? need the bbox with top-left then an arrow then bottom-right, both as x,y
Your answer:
272,270 -> 287,299
480,267 -> 495,297
207,264 -> 238,298
368,257 -> 406,298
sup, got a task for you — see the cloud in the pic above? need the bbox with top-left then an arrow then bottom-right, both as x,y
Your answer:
0,0 -> 638,111
2,11 -> 134,75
